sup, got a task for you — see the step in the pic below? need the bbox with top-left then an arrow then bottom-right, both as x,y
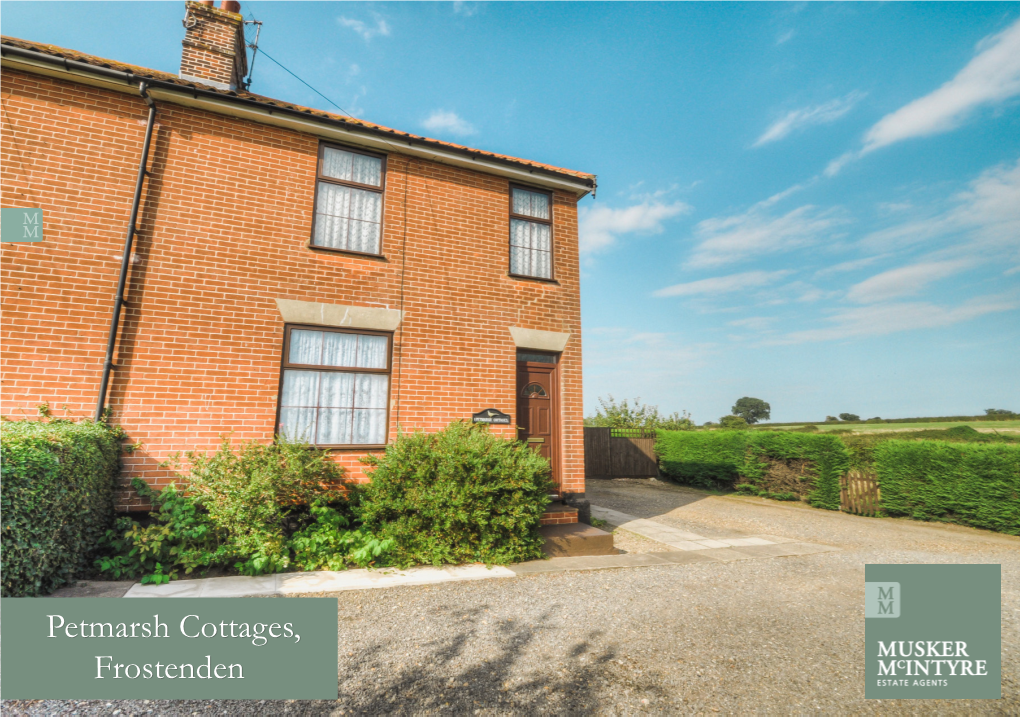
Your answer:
540,501 -> 578,526
539,523 -> 616,557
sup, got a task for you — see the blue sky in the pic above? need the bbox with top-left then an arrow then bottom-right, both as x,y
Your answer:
3,2 -> 1019,422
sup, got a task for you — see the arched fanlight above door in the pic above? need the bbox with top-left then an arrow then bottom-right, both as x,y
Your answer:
521,383 -> 547,397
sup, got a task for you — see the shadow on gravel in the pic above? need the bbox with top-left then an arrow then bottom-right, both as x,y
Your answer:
333,603 -> 650,716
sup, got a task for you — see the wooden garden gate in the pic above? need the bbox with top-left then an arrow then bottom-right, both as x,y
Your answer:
583,427 -> 658,479
841,469 -> 881,516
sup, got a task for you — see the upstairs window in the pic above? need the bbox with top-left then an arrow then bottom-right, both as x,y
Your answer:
277,326 -> 390,447
509,186 -> 553,279
312,144 -> 385,255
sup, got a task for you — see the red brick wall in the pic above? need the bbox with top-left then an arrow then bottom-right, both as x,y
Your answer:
1,68 -> 585,510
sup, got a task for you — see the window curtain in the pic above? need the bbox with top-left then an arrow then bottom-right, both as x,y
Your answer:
314,183 -> 382,254
510,218 -> 552,278
279,329 -> 389,445
321,147 -> 382,187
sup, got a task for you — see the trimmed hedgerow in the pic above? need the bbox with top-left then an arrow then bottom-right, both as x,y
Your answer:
873,440 -> 1020,535
358,421 -> 553,567
655,430 -> 849,510
1,419 -> 122,596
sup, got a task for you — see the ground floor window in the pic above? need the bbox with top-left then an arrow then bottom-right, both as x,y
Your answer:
277,325 -> 391,446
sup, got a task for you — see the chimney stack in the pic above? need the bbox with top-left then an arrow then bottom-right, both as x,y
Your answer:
180,0 -> 247,91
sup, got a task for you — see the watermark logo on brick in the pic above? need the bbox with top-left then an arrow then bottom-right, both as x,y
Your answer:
1,208 -> 44,242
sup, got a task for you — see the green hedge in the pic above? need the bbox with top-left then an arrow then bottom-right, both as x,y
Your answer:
1,420 -> 122,596
656,430 -> 849,510
874,440 -> 1020,535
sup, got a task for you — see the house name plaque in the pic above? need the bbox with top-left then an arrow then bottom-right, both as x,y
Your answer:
472,408 -> 512,425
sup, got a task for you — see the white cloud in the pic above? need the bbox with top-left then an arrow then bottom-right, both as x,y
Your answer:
754,91 -> 866,147
579,201 -> 691,253
769,296 -> 1018,344
338,15 -> 391,41
861,158 -> 1020,255
824,151 -> 857,178
421,110 -> 476,137
862,18 -> 1020,153
813,255 -> 888,279
728,316 -> 776,330
687,205 -> 849,269
654,270 -> 792,298
776,29 -> 796,46
846,260 -> 972,304
453,1 -> 480,17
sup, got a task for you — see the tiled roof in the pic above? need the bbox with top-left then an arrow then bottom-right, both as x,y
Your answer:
1,35 -> 596,186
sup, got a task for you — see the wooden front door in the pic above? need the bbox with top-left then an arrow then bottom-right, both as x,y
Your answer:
516,359 -> 559,492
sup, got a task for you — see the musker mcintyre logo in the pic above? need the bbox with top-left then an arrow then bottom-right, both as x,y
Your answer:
865,564 -> 1001,699
1,208 -> 44,242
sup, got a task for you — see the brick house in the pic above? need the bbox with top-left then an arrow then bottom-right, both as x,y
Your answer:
1,2 -> 604,545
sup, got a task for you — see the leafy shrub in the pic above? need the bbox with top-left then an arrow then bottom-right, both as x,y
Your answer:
874,441 -> 1020,535
358,421 -> 552,567
719,415 -> 749,430
839,413 -> 860,422
793,425 -> 819,433
656,430 -> 848,509
1,419 -> 122,596
95,479 -> 221,584
288,502 -> 394,571
170,437 -> 348,575
585,395 -> 694,430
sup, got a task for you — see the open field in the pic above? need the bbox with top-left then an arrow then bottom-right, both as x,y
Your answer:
766,420 -> 1020,434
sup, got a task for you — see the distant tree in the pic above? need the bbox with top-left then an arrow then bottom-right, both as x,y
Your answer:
731,397 -> 770,424
824,416 -> 839,423
584,395 -> 694,430
865,417 -> 883,423
985,408 -> 1016,418
839,413 -> 861,422
719,415 -> 749,430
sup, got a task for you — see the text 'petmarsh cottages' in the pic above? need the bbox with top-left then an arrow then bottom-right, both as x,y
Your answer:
1,1 -> 609,551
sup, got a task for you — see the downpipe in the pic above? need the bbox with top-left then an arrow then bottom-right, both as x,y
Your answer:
94,82 -> 157,421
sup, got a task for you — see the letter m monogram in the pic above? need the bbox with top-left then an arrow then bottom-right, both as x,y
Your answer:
865,582 -> 900,618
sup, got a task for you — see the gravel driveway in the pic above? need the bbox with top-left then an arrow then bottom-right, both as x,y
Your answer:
5,478 -> 1018,717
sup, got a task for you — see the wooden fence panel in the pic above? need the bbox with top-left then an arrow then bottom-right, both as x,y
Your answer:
841,469 -> 881,516
583,427 -> 613,478
610,437 -> 659,478
583,427 -> 659,479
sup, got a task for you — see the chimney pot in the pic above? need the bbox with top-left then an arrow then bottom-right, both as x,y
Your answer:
220,1 -> 241,12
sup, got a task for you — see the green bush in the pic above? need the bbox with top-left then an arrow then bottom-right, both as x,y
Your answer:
95,479 -> 221,584
170,437 -> 348,575
585,395 -> 694,430
288,502 -> 394,571
874,441 -> 1020,534
656,430 -> 849,509
1,419 -> 122,596
96,439 -> 392,581
358,421 -> 552,567
719,415 -> 749,430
